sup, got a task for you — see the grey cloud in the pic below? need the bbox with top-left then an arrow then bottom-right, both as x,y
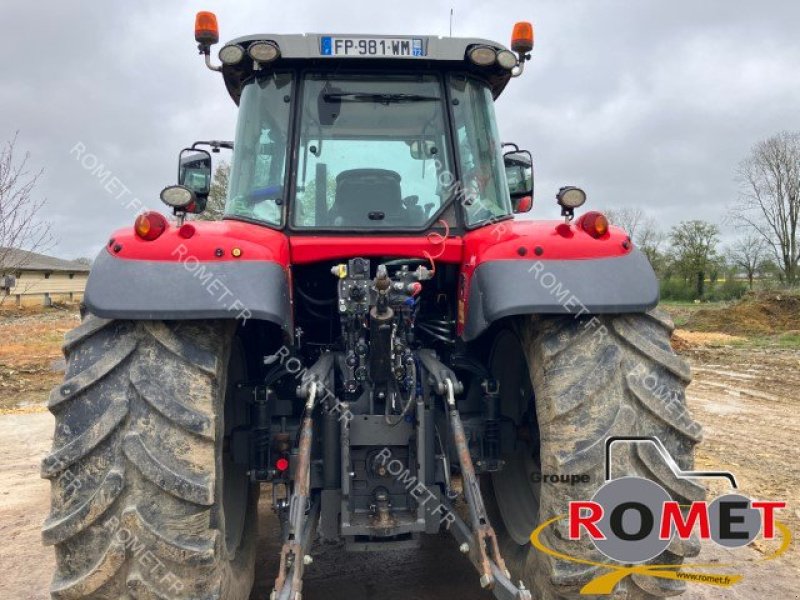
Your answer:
3,0 -> 799,257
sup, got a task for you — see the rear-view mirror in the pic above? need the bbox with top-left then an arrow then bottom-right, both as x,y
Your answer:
504,149 -> 534,212
178,148 -> 212,197
408,140 -> 437,160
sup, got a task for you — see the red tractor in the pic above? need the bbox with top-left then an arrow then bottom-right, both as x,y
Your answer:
42,13 -> 702,600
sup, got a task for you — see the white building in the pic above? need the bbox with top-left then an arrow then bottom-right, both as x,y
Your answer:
0,248 -> 91,306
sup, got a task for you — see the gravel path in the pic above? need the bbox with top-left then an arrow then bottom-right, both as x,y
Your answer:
1,347 -> 797,600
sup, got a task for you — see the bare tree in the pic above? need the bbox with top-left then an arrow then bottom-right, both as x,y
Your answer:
727,235 -> 767,289
0,133 -> 53,279
604,207 -> 670,274
734,131 -> 800,285
631,216 -> 668,275
605,206 -> 645,239
196,161 -> 229,221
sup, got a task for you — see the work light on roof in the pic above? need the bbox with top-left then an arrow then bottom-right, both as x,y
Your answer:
248,41 -> 280,63
219,44 -> 245,65
468,46 -> 497,67
496,50 -> 518,70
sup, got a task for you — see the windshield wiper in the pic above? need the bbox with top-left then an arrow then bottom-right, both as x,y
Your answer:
323,92 -> 441,104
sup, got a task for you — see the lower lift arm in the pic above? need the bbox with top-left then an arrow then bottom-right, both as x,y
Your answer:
419,351 -> 530,600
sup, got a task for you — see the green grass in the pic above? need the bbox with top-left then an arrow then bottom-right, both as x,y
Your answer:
757,333 -> 800,349
724,332 -> 800,349
658,300 -> 728,328
776,333 -> 800,348
659,301 -> 701,307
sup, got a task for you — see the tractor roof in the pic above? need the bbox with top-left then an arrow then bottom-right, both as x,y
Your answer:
220,33 -> 514,104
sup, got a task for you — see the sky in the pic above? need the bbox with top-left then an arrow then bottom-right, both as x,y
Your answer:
3,0 -> 800,259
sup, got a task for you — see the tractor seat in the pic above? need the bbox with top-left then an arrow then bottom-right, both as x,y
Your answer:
328,168 -> 402,226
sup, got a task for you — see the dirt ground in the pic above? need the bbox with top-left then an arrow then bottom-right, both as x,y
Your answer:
684,291 -> 800,337
0,305 -> 798,599
0,305 -> 79,411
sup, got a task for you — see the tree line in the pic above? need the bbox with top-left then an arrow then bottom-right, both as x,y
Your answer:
606,131 -> 800,300
605,131 -> 800,301
2,129 -> 797,305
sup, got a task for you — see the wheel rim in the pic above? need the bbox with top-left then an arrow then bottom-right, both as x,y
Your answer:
222,340 -> 250,556
489,329 -> 542,546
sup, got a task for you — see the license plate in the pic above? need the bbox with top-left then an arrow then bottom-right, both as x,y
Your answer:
320,36 -> 425,57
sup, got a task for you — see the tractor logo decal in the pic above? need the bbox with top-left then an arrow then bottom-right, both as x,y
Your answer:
530,436 -> 791,595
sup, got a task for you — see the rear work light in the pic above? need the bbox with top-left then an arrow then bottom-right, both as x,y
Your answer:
160,185 -> 196,209
557,186 -> 587,210
580,211 -> 609,238
134,211 -> 168,241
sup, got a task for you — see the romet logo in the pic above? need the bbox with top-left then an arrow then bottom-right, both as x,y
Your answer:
530,436 -> 792,595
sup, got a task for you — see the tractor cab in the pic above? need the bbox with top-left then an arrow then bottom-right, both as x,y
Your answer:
165,16 -> 536,232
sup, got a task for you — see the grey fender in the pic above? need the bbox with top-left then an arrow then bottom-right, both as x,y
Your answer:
462,249 -> 659,341
84,250 -> 292,333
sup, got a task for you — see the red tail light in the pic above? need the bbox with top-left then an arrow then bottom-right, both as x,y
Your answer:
134,211 -> 168,241
580,211 -> 609,238
275,457 -> 290,472
515,195 -> 533,213
178,223 -> 196,239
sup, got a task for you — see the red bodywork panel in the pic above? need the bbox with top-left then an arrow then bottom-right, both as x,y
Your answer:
462,218 -> 630,265
110,215 -> 629,265
106,214 -> 632,338
289,235 -> 463,264
106,219 -> 291,265
457,218 -> 632,336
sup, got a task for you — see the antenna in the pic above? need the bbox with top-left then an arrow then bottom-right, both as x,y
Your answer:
449,8 -> 454,37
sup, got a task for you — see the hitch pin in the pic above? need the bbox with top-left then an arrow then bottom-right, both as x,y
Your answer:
445,378 -> 456,408
305,382 -> 317,411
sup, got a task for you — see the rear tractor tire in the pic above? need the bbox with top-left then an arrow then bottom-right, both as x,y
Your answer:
484,310 -> 705,599
42,315 -> 258,600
